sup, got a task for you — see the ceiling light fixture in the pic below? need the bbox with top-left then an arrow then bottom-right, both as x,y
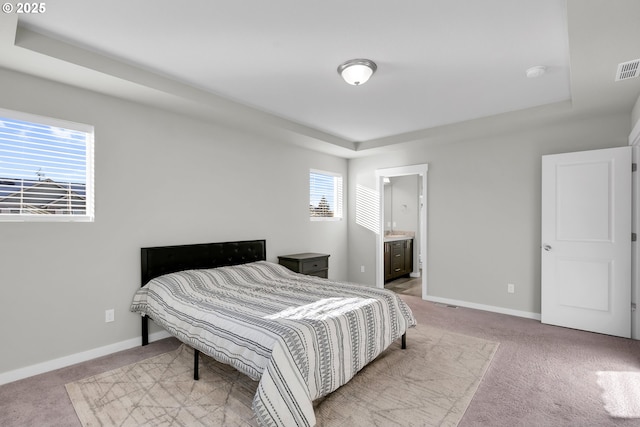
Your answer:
526,65 -> 547,78
338,59 -> 377,86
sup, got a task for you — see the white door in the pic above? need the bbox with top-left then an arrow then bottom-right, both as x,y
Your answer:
541,146 -> 632,338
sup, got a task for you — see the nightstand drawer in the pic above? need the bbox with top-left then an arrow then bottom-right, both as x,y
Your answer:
300,257 -> 328,274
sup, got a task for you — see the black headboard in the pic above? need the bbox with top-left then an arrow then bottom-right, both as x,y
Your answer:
141,239 -> 266,286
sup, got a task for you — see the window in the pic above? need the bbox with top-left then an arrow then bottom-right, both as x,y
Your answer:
309,169 -> 343,220
0,108 -> 94,221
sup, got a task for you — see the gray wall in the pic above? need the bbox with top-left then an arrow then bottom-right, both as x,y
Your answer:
347,112 -> 631,315
0,68 -> 348,375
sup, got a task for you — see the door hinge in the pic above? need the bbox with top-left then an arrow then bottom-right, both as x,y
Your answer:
632,302 -> 637,312
633,163 -> 637,172
633,233 -> 637,242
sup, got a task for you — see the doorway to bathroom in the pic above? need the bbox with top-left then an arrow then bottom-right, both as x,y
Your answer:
375,164 -> 428,299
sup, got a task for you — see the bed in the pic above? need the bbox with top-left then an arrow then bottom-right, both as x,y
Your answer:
130,239 -> 416,427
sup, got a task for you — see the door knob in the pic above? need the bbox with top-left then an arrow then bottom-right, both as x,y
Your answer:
543,244 -> 552,251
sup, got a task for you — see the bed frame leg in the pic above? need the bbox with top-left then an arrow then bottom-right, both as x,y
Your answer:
402,333 -> 406,349
194,349 -> 200,381
142,316 -> 149,346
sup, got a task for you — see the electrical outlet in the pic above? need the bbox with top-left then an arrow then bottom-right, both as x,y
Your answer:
105,309 -> 115,323
360,265 -> 365,273
507,283 -> 515,294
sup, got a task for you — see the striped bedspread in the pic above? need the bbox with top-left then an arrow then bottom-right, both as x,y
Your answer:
130,261 -> 416,427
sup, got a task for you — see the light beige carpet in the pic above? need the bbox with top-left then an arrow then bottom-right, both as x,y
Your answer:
66,325 -> 498,426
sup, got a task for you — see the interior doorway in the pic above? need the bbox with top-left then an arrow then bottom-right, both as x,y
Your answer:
375,164 -> 428,299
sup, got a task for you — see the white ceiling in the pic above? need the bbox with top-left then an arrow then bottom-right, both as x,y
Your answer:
1,0 -> 640,157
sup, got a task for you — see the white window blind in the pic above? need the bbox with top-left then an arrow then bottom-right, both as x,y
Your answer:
310,169 -> 343,220
0,108 -> 94,221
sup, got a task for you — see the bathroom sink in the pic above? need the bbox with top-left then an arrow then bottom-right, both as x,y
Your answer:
384,234 -> 413,242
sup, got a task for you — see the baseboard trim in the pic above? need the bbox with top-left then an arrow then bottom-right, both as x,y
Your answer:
425,295 -> 542,321
0,330 -> 171,386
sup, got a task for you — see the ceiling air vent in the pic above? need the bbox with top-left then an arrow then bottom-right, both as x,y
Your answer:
615,59 -> 640,81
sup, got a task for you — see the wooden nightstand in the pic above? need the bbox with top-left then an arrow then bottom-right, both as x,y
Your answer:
278,253 -> 330,278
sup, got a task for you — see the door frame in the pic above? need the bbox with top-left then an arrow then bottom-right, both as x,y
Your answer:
629,119 -> 640,340
375,164 -> 428,298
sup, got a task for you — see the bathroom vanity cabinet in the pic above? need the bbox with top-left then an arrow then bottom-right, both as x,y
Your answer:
384,238 -> 413,282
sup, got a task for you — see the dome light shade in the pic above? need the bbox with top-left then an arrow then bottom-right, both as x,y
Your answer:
338,59 -> 377,85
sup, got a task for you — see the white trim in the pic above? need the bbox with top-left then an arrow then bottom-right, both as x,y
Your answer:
0,107 -> 95,222
0,330 -> 171,386
631,140 -> 640,340
425,295 -> 542,321
309,168 -> 344,220
0,106 -> 93,133
376,164 -> 429,178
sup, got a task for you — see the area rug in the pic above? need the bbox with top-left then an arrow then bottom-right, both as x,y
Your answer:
596,371 -> 640,418
66,325 -> 498,426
